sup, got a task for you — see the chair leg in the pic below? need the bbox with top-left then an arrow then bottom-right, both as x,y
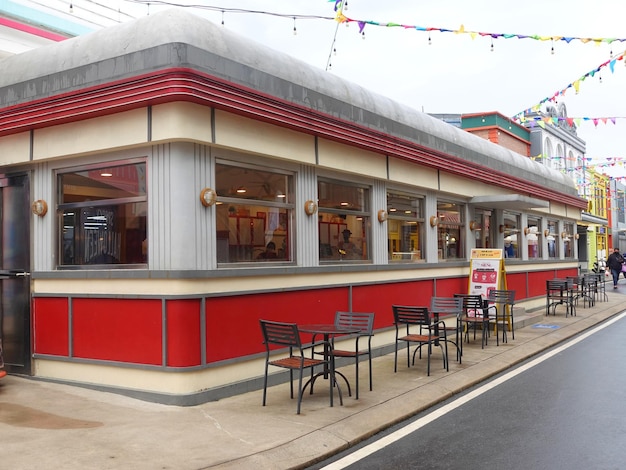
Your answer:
368,352 -> 373,392
262,361 -> 269,406
296,368 -> 304,415
355,355 -> 360,400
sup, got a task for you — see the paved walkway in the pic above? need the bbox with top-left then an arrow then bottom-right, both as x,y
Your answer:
1,286 -> 625,470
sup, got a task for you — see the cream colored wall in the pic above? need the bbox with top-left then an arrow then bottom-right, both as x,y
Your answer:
151,102 -> 213,143
214,109 -> 315,164
33,108 -> 148,160
0,132 -> 30,165
388,157 -> 438,189
317,138 -> 386,178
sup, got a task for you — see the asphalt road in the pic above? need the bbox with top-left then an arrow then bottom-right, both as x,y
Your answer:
312,311 -> 626,470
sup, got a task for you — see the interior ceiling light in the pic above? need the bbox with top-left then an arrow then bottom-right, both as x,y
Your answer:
236,187 -> 247,193
100,171 -> 113,177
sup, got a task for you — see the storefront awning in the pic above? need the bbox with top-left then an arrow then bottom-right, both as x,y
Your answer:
580,212 -> 608,226
468,195 -> 549,210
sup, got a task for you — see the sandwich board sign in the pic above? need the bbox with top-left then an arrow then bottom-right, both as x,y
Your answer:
468,248 -> 507,297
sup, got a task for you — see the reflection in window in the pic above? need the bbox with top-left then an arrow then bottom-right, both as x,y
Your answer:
215,162 -> 293,263
318,180 -> 369,262
437,201 -> 464,260
387,192 -> 423,262
547,220 -> 559,258
527,216 -> 542,259
58,162 -> 147,267
563,222 -> 575,258
472,209 -> 491,249
502,211 -> 520,259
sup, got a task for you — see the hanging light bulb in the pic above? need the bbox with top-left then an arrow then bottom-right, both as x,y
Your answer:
551,38 -> 555,55
428,33 -> 432,45
293,17 -> 297,35
333,47 -> 337,56
490,38 -> 494,52
69,2 -> 73,13
221,10 -> 225,26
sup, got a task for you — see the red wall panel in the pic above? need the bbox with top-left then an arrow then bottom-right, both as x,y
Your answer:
205,287 -> 349,363
352,279 -> 434,326
72,298 -> 162,365
166,299 -> 201,367
33,297 -> 69,356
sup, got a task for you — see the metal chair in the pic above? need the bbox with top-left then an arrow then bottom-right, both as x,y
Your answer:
456,294 -> 490,348
546,279 -> 575,317
259,319 -> 332,414
487,289 -> 516,343
430,297 -> 464,363
392,305 -> 448,376
329,311 -> 375,399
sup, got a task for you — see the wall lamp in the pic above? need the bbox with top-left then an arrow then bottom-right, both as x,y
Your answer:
200,188 -> 217,207
304,200 -> 318,216
32,199 -> 48,217
429,215 -> 439,227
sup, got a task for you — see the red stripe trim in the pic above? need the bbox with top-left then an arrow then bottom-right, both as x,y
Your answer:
0,17 -> 68,42
0,67 -> 587,209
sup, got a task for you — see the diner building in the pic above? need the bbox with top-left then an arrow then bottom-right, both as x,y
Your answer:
0,10 -> 586,404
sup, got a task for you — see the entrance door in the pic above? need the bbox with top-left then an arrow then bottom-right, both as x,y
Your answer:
0,174 -> 31,375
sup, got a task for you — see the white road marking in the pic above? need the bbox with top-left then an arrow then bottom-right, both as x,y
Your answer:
320,311 -> 626,469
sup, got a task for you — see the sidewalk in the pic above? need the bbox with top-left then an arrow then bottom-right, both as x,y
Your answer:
1,288 -> 625,470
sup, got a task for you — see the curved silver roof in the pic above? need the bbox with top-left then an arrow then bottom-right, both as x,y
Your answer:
0,9 -> 577,196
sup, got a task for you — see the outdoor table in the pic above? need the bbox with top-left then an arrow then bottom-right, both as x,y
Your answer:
298,323 -> 361,406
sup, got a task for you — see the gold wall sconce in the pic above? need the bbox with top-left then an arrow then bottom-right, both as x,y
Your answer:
200,188 -> 217,207
499,225 -> 505,234
304,200 -> 318,216
429,215 -> 439,227
469,220 -> 478,231
377,209 -> 388,222
575,233 -> 580,240
523,227 -> 530,236
544,229 -> 550,237
32,199 -> 48,217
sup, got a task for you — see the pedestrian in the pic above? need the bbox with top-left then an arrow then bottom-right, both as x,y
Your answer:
606,248 -> 625,289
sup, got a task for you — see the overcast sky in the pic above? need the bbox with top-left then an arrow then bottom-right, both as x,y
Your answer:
115,0 -> 626,176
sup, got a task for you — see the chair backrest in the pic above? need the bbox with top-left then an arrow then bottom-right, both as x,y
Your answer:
430,297 -> 463,318
487,289 -> 515,305
334,311 -> 375,336
453,293 -> 484,310
259,320 -> 302,350
392,305 -> 430,326
547,279 -> 567,292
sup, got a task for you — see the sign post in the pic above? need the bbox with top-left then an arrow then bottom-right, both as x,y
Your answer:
468,248 -> 507,297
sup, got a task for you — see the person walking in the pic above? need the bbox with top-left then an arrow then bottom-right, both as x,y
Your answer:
607,248 -> 625,289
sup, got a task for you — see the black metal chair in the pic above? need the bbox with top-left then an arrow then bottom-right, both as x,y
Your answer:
430,297 -> 464,363
259,319 -> 332,414
546,279 -> 575,317
392,305 -> 448,376
456,294 -> 490,348
487,289 -> 516,343
329,311 -> 375,399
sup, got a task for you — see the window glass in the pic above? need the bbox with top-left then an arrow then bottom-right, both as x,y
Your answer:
563,222 -> 575,258
318,180 -> 370,262
437,201 -> 464,260
472,209 -> 491,249
502,211 -> 520,259
58,162 -> 147,266
547,220 -> 559,258
527,216 -> 542,259
215,162 -> 293,263
387,192 -> 423,262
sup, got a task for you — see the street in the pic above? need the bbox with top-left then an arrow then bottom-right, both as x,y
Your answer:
313,311 -> 626,470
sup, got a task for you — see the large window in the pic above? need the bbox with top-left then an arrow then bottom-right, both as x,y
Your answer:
502,211 -> 521,259
387,192 -> 423,262
437,201 -> 464,260
527,216 -> 542,259
563,222 -> 575,258
471,209 -> 491,249
318,180 -> 370,262
547,219 -> 559,258
215,161 -> 293,264
58,161 -> 147,267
